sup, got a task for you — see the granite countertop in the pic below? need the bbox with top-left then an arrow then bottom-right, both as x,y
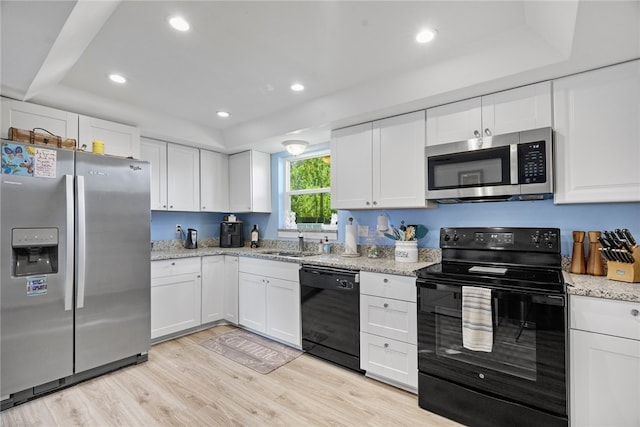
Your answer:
565,272 -> 640,303
151,247 -> 434,276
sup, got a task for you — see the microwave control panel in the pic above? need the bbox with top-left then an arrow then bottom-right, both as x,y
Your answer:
518,141 -> 546,184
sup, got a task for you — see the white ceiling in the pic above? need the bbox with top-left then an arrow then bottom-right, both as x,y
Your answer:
1,1 -> 639,154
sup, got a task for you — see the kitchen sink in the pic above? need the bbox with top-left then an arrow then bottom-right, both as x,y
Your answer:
261,250 -> 317,258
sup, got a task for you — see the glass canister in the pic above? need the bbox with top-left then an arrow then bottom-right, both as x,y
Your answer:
395,240 -> 418,263
366,237 -> 379,258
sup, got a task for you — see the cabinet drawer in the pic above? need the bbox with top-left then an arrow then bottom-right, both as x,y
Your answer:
360,332 -> 417,390
360,294 -> 417,344
151,258 -> 201,279
238,257 -> 299,282
360,271 -> 416,302
570,295 -> 640,341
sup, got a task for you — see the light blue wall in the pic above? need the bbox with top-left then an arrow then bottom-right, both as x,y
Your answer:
151,150 -> 640,256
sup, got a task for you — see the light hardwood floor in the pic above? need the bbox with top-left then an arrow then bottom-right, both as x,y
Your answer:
1,325 -> 460,426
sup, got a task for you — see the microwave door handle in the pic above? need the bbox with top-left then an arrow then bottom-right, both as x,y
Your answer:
510,144 -> 518,184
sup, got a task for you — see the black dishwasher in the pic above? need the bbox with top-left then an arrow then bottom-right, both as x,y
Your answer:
299,265 -> 363,373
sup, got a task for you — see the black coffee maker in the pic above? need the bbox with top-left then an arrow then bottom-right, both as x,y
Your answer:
220,222 -> 244,248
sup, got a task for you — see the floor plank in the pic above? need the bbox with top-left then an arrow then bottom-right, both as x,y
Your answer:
1,325 -> 460,426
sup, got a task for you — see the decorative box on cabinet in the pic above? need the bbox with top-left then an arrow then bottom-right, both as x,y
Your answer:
331,110 -> 434,210
554,60 -> 640,203
150,258 -> 201,339
426,81 -> 551,146
359,271 -> 417,392
229,150 -> 271,213
1,98 -> 79,140
238,258 -> 300,347
78,115 -> 140,158
200,149 -> 229,212
570,295 -> 640,427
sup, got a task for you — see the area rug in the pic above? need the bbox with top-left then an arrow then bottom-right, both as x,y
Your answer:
200,329 -> 302,374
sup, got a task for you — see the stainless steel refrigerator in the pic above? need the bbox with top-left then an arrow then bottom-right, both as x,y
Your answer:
1,140 -> 150,408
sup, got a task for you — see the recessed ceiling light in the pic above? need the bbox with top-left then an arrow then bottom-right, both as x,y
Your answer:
169,16 -> 190,32
217,111 -> 230,118
416,28 -> 437,44
109,74 -> 126,84
290,83 -> 305,92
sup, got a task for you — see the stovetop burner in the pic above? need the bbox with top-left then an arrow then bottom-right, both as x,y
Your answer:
415,227 -> 565,293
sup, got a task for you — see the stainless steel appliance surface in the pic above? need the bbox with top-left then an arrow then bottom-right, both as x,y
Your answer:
299,265 -> 363,373
415,227 -> 567,427
1,141 -> 151,409
426,127 -> 553,203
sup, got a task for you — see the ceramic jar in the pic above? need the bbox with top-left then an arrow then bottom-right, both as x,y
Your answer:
395,240 -> 418,263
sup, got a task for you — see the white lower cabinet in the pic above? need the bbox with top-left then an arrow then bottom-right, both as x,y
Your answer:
223,255 -> 239,325
238,258 -> 301,347
359,271 -> 417,392
151,258 -> 202,339
570,295 -> 640,427
201,256 -> 224,324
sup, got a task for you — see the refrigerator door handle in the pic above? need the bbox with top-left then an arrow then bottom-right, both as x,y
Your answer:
76,175 -> 86,309
65,175 -> 74,311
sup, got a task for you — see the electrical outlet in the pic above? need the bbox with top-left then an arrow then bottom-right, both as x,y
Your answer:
175,224 -> 182,234
358,225 -> 369,237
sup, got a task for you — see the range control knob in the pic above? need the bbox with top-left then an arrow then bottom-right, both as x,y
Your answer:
443,234 -> 451,242
531,234 -> 541,244
453,234 -> 459,242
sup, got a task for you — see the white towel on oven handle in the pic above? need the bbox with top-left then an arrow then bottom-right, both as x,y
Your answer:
462,286 -> 493,352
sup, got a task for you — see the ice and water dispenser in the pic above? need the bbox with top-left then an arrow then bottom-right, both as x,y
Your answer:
12,228 -> 59,276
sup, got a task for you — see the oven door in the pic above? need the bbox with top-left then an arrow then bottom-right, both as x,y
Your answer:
417,280 -> 566,416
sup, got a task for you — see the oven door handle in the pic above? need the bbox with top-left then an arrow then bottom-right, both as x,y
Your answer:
418,281 -> 565,306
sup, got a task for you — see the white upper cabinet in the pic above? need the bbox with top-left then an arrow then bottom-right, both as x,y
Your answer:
331,122 -> 373,209
1,99 -> 79,140
140,138 -> 168,210
200,149 -> 229,212
554,60 -> 640,203
426,81 -> 552,146
332,111 -> 431,209
228,150 -> 271,213
78,115 -> 140,158
167,143 -> 200,211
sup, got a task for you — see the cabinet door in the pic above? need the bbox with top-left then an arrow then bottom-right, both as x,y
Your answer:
200,149 -> 229,212
373,111 -> 426,208
78,115 -> 140,158
201,256 -> 224,324
570,329 -> 640,427
140,138 -> 167,210
426,97 -> 482,146
238,272 -> 267,333
554,60 -> 640,203
151,273 -> 201,339
1,99 -> 79,140
330,123 -> 373,209
360,295 -> 417,344
266,277 -> 301,347
481,81 -> 551,136
229,151 -> 252,212
167,143 -> 200,211
360,332 -> 417,391
223,255 -> 239,325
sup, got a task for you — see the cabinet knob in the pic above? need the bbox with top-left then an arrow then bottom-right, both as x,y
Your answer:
383,278 -> 388,283
383,303 -> 389,308
384,343 -> 389,348
632,309 -> 639,317
163,205 -> 167,208
171,262 -> 175,266
365,201 -> 371,206
473,130 -> 481,138
372,201 -> 378,206
202,206 -> 206,209
170,205 -> 173,209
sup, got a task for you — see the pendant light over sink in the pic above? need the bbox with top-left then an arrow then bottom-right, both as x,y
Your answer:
282,140 -> 308,156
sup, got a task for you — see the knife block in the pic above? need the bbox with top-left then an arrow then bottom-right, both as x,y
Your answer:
606,246 -> 640,283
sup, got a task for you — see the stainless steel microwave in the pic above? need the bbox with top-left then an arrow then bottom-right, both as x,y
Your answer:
425,127 -> 553,203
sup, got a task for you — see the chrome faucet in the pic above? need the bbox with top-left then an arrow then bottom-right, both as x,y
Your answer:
298,233 -> 304,252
